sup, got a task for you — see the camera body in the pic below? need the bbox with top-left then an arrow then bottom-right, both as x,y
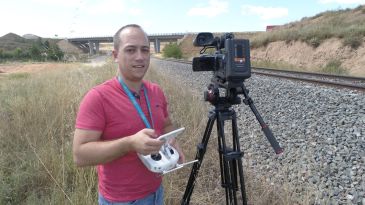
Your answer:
192,32 -> 251,89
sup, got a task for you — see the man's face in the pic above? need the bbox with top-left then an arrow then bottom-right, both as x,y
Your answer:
113,27 -> 150,82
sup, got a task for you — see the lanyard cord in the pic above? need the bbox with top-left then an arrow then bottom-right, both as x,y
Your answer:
117,76 -> 154,129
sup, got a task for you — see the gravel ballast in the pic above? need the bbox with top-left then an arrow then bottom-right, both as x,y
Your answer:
151,58 -> 365,205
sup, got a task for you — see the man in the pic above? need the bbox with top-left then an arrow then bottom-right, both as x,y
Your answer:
73,24 -> 184,205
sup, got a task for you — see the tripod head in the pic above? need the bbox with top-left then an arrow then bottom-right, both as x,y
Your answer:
204,83 -> 241,107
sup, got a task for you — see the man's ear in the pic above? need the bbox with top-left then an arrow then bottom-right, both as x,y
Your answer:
112,50 -> 118,62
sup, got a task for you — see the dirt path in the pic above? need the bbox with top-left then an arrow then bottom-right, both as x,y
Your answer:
84,55 -> 111,67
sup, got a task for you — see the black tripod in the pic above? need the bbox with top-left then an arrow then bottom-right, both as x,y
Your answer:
181,83 -> 283,205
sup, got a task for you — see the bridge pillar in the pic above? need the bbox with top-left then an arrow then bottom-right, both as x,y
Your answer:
154,38 -> 160,53
95,42 -> 100,54
88,41 -> 94,55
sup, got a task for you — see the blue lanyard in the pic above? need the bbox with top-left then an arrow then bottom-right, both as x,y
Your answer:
118,76 -> 154,129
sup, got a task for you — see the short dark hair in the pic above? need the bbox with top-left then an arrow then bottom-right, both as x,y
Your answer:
113,24 -> 148,50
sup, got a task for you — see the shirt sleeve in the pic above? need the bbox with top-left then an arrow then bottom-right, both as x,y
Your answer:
75,88 -> 106,131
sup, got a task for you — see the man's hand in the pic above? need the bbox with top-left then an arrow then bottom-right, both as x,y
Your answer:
130,128 -> 165,155
168,138 -> 185,164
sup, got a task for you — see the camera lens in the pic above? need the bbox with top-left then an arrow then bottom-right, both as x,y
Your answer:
197,36 -> 206,44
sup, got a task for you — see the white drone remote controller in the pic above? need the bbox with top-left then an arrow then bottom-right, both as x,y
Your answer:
138,127 -> 185,174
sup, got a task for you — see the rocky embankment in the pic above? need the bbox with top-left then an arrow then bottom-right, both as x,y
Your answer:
151,58 -> 365,205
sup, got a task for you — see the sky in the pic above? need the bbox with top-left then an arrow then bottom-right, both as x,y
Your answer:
1,0 -> 365,38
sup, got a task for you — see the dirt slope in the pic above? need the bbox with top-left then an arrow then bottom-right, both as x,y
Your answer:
251,37 -> 365,77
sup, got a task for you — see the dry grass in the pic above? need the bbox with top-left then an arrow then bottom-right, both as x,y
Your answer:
0,61 -> 313,204
0,62 -> 115,204
0,62 -> 82,74
250,5 -> 365,48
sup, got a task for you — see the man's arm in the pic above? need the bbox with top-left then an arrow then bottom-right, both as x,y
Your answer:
72,128 -> 164,167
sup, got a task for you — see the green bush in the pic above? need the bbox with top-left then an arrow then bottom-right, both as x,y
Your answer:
29,44 -> 42,61
162,43 -> 182,59
321,60 -> 348,75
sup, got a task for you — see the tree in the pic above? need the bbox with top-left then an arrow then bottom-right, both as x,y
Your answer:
29,44 -> 42,61
14,48 -> 23,59
48,44 -> 64,61
162,43 -> 183,59
44,40 -> 50,49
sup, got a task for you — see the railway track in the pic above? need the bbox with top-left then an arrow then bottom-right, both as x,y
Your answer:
156,57 -> 365,92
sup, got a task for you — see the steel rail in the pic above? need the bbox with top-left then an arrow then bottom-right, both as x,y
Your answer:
252,70 -> 365,91
252,66 -> 365,81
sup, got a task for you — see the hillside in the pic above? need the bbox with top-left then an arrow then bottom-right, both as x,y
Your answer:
0,33 -> 61,52
179,5 -> 365,77
251,36 -> 365,77
22,34 -> 41,40
0,33 -> 34,51
0,32 -> 84,62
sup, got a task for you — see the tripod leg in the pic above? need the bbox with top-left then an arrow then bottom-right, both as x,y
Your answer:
218,110 -> 245,204
231,111 -> 247,205
181,111 -> 216,205
217,109 -> 248,205
216,111 -> 235,204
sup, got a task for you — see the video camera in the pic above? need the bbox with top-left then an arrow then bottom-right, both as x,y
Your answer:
192,32 -> 251,90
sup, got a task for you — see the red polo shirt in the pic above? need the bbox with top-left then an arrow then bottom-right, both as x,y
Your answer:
75,77 -> 168,202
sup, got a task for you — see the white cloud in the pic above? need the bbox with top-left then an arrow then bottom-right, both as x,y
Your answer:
187,0 -> 229,18
241,5 -> 288,20
318,0 -> 365,4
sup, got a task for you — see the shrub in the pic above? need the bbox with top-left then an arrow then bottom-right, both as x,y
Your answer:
342,34 -> 362,49
321,60 -> 348,75
29,44 -> 42,61
308,37 -> 321,48
162,43 -> 182,59
48,44 -> 64,61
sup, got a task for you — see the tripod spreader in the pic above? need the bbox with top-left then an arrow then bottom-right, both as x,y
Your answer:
220,147 -> 244,167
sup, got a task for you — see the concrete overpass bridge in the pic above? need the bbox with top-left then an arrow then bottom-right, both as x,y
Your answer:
67,33 -> 186,55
